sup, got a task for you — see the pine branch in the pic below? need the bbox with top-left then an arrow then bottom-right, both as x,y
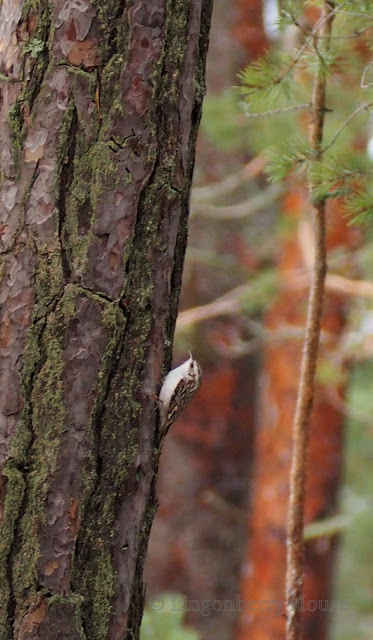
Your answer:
285,3 -> 334,640
240,2 -> 341,117
243,103 -> 310,118
322,102 -> 373,154
304,513 -> 351,540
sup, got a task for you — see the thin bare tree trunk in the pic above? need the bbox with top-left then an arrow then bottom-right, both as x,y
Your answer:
238,190 -> 358,640
0,1 -> 213,639
286,5 -> 334,637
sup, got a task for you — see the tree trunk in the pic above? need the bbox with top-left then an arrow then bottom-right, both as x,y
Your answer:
0,1 -> 213,639
238,190 -> 360,640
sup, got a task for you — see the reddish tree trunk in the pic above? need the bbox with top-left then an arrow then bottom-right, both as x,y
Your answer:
0,1 -> 213,638
238,190 -> 360,640
233,0 -> 269,59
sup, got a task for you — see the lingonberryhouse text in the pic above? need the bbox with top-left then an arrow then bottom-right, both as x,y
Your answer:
148,594 -> 350,617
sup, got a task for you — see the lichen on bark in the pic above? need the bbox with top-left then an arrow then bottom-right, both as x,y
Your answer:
0,0 -> 213,638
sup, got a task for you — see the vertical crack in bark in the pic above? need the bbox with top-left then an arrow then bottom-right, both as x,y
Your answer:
7,5 -> 51,168
126,464 -> 159,638
73,324 -> 129,640
57,107 -> 78,283
75,172 -> 162,633
72,319 -> 126,559
101,0 -> 128,63
23,4 -> 51,114
5,310 -> 50,639
92,334 -> 126,490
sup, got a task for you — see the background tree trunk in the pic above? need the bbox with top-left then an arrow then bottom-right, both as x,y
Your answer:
0,1 -> 213,639
238,190 -> 360,640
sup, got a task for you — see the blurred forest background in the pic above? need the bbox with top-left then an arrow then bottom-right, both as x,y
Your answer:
142,1 -> 373,639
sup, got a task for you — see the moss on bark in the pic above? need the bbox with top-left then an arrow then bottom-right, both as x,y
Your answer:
0,1 -> 213,638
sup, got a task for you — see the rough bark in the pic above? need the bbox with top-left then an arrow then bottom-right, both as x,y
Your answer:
0,1 -> 213,639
